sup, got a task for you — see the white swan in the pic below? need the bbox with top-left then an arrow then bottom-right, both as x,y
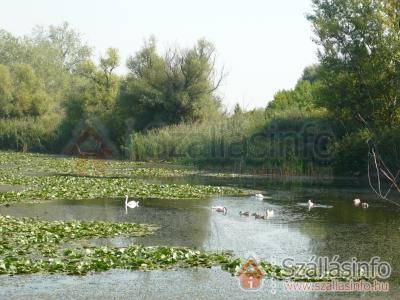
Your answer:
308,200 -> 315,210
266,209 -> 274,218
125,195 -> 139,209
212,206 -> 227,215
255,194 -> 264,200
362,203 -> 369,209
354,198 -> 361,206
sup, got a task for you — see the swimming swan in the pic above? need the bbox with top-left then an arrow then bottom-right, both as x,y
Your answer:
212,206 -> 228,215
308,200 -> 315,210
125,195 -> 139,209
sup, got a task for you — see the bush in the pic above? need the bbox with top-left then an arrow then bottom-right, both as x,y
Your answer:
0,115 -> 62,152
127,109 -> 335,175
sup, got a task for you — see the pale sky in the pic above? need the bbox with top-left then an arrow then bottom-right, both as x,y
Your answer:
0,0 -> 318,111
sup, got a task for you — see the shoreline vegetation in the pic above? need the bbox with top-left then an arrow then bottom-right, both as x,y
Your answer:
1,0 -> 399,179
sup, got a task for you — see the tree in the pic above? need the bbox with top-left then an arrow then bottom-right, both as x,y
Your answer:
0,64 -> 50,118
308,0 -> 400,129
66,48 -> 121,121
0,24 -> 92,116
266,78 -> 317,112
300,64 -> 320,84
31,22 -> 92,73
0,64 -> 13,116
118,38 -> 223,130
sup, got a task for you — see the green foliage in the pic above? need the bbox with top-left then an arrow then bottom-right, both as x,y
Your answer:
117,38 -> 222,131
266,72 -> 319,112
0,115 -> 62,152
0,64 -> 51,118
127,109 -> 334,175
308,0 -> 400,128
67,48 -> 121,122
332,128 -> 400,175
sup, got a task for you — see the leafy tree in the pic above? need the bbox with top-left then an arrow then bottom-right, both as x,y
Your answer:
0,64 -> 13,116
30,22 -> 92,73
118,38 -> 223,130
66,48 -> 121,121
0,64 -> 50,118
308,0 -> 400,129
267,79 -> 317,112
300,64 -> 320,84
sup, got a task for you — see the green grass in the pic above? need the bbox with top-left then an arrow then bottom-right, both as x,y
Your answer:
0,115 -> 62,153
127,109 -> 335,176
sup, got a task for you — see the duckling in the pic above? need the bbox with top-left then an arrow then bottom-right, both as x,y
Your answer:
239,211 -> 250,217
361,203 -> 369,209
255,213 -> 264,219
354,198 -> 361,206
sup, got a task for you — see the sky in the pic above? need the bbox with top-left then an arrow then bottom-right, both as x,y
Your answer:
0,0 -> 318,111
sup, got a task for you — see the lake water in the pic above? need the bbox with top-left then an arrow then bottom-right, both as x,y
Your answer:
0,176 -> 399,299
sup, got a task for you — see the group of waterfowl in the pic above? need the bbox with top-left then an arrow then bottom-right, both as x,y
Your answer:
125,194 -> 370,216
354,198 -> 369,209
239,209 -> 275,220
212,194 -> 274,220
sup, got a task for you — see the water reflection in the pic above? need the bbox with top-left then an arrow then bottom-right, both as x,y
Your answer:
1,177 -> 400,293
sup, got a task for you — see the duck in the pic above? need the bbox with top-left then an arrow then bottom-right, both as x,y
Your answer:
255,194 -> 264,200
125,195 -> 139,209
254,213 -> 265,220
239,211 -> 250,217
308,200 -> 315,210
212,206 -> 228,215
361,203 -> 369,209
354,198 -> 361,206
266,209 -> 274,218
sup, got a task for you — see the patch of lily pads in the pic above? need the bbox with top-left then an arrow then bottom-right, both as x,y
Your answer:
0,215 -> 230,275
0,151 -> 196,178
0,151 -> 247,205
0,215 -> 366,282
0,172 -> 245,204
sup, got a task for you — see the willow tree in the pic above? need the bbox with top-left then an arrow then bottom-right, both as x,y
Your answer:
117,38 -> 223,131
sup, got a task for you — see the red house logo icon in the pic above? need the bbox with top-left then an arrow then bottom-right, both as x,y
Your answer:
236,257 -> 265,290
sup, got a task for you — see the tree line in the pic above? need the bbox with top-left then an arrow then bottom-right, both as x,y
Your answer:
1,0 -> 400,176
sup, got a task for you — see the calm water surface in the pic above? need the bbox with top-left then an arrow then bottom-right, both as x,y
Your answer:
0,176 -> 399,299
